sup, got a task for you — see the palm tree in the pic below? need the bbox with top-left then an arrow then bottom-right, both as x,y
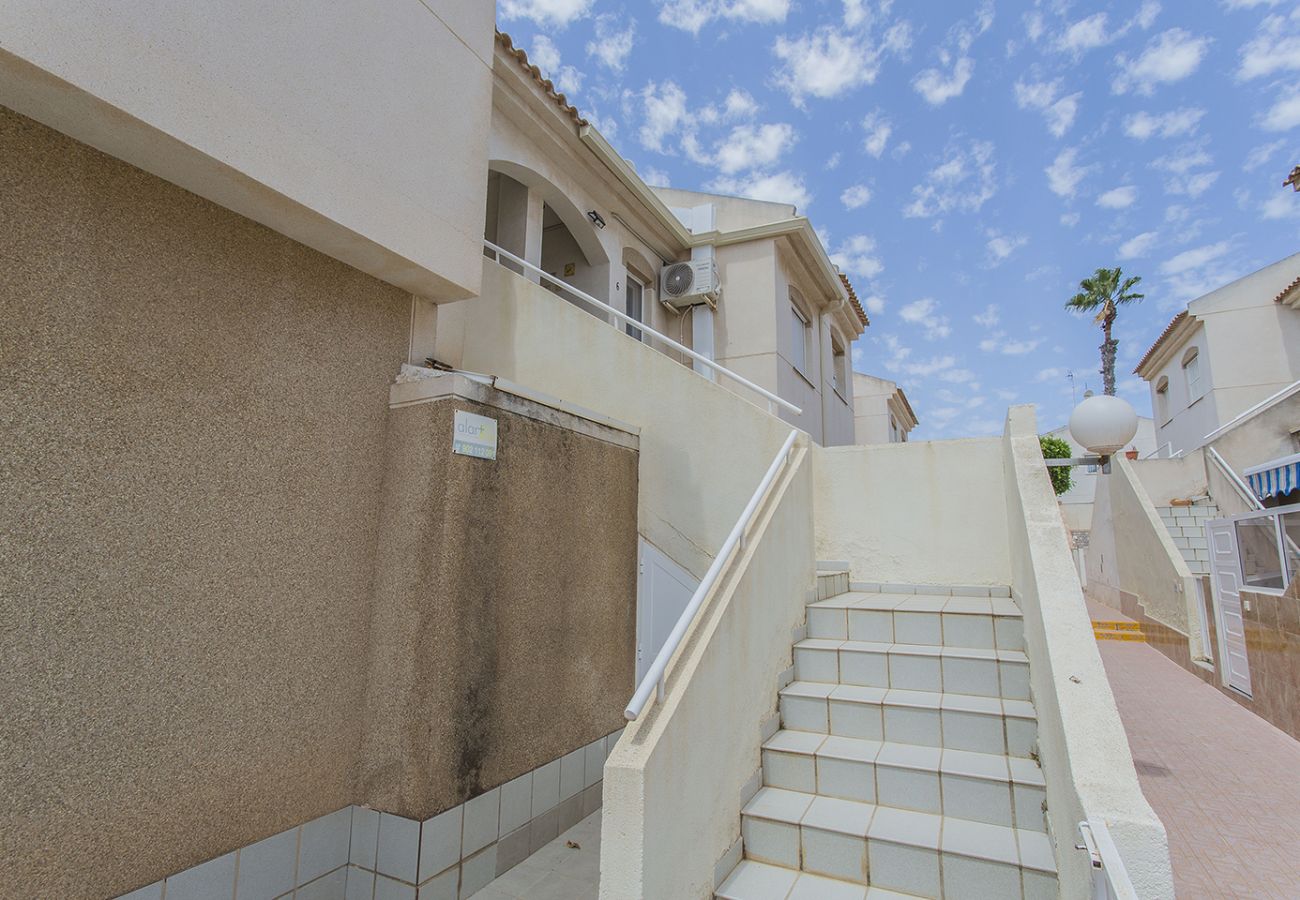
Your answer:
1065,267 -> 1144,396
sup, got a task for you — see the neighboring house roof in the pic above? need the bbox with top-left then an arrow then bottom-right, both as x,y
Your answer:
495,31 -> 588,127
1276,274 -> 1300,309
1134,310 -> 1191,378
852,372 -> 918,428
839,272 -> 870,328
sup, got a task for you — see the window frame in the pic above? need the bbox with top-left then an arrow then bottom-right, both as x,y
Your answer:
789,294 -> 812,376
1155,376 -> 1170,424
1182,348 -> 1203,404
625,271 -> 646,342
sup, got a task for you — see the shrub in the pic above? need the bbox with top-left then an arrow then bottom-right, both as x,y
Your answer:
1040,435 -> 1073,496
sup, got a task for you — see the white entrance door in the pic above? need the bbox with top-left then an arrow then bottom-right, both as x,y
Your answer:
636,539 -> 699,683
1208,519 -> 1252,695
625,275 -> 645,342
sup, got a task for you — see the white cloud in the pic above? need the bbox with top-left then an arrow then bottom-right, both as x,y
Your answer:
500,0 -> 594,27
1262,193 -> 1300,220
1118,231 -> 1159,259
1046,148 -> 1094,198
1035,367 -> 1067,382
587,14 -> 636,71
1238,12 -> 1300,80
862,111 -> 893,158
980,332 -> 1043,355
1058,13 -> 1111,54
1012,79 -> 1081,136
1159,240 -> 1238,301
723,89 -> 759,119
830,234 -> 884,277
1122,107 -> 1205,139
841,184 -> 872,209
712,123 -> 797,173
774,26 -> 889,104
1244,139 -> 1286,171
985,231 -> 1028,264
655,0 -> 790,34
1165,171 -> 1220,198
914,56 -> 975,105
863,295 -> 886,315
974,304 -> 1000,328
1112,28 -> 1211,95
529,36 -> 584,97
825,152 -> 842,170
641,166 -> 671,188
1261,90 -> 1300,131
1060,211 -> 1081,227
904,140 -> 997,218
1135,1 -> 1161,29
1097,185 -> 1139,209
707,170 -> 811,208
636,81 -> 689,152
898,298 -> 952,340
1223,0 -> 1281,7
1153,146 -> 1213,175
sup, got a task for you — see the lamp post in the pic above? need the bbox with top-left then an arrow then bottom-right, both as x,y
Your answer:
1046,394 -> 1139,474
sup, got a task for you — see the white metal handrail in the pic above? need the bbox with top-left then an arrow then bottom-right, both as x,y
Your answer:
1200,378 -> 1300,446
482,240 -> 802,417
624,428 -> 801,721
1077,820 -> 1139,900
1207,447 -> 1264,511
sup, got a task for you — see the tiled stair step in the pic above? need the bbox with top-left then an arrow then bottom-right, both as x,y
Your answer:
807,594 -> 1024,653
761,731 -> 1047,833
737,787 -> 1058,898
779,682 -> 1038,758
793,639 -> 1030,701
716,859 -> 925,900
1093,628 -> 1146,642
1091,620 -> 1142,632
817,568 -> 852,602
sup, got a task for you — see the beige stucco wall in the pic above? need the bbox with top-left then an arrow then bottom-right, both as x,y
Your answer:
1129,455 -> 1210,506
0,0 -> 493,300
813,439 -> 1014,586
359,388 -> 637,820
1086,457 -> 1202,646
600,445 -> 814,900
435,259 -> 800,582
1001,407 -> 1173,899
0,107 -> 410,897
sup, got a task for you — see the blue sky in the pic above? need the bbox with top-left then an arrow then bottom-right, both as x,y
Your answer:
497,0 -> 1300,438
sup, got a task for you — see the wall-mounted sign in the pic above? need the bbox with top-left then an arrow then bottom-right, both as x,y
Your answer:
453,410 -> 497,460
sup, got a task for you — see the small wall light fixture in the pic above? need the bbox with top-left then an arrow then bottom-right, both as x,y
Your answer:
587,210 -> 607,229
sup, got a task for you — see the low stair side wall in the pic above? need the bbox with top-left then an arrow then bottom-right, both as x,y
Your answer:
599,448 -> 816,900
1003,405 -> 1174,900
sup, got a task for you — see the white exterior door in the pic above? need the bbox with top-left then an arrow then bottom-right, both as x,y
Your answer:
1207,519 -> 1252,695
636,539 -> 699,683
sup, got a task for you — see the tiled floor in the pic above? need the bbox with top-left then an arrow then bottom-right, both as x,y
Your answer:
1098,641 -> 1300,899
472,810 -> 601,899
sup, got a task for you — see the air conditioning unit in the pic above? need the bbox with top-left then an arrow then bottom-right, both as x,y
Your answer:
660,258 -> 719,309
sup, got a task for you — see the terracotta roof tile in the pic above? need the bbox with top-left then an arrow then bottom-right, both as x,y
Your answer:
1133,310 -> 1188,376
839,272 -> 869,327
1274,273 -> 1300,305
495,31 -> 588,127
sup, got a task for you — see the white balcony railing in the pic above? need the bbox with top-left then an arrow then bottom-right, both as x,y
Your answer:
482,240 -> 801,417
625,428 -> 800,720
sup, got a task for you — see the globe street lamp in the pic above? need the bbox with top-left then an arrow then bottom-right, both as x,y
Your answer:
1046,394 -> 1140,475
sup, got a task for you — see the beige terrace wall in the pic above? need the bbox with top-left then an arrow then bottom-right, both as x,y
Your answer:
1087,457 -> 1202,649
600,446 -> 814,899
812,439 -> 1014,587
1130,455 -> 1209,505
435,260 -> 800,581
0,107 -> 409,897
1001,407 -> 1174,900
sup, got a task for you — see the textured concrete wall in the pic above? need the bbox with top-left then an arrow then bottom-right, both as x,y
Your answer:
0,108 -> 410,896
359,393 -> 637,820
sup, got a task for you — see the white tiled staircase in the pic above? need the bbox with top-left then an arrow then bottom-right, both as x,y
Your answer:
716,572 -> 1059,900
1156,501 -> 1219,576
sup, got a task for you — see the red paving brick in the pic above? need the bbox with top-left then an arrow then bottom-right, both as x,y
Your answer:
1097,641 -> 1300,900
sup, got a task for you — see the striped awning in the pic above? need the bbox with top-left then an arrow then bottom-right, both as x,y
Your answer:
1245,452 -> 1300,500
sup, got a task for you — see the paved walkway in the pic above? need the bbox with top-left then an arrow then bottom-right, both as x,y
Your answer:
1098,641 -> 1300,899
474,811 -> 601,899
